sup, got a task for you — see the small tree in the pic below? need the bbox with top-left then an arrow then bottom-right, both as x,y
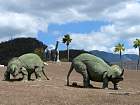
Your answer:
114,43 -> 125,69
34,47 -> 45,60
62,34 -> 72,61
133,39 -> 140,71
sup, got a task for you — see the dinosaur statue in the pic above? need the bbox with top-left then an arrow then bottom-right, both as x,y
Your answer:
51,41 -> 60,62
67,53 -> 124,90
45,47 -> 51,61
4,53 -> 49,81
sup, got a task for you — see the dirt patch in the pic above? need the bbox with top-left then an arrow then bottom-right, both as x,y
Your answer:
107,91 -> 140,96
0,62 -> 140,105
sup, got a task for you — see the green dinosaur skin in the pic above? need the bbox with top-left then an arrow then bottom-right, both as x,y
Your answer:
67,53 -> 124,90
4,53 -> 49,81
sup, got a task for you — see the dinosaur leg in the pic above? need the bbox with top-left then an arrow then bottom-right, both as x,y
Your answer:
21,67 -> 28,82
4,71 -> 10,81
35,67 -> 42,81
67,62 -> 74,86
102,72 -> 109,89
113,82 -> 121,90
74,62 -> 91,88
113,83 -> 118,90
28,73 -> 31,80
102,79 -> 108,89
82,70 -> 91,88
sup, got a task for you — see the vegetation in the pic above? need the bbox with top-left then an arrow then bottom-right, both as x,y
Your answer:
62,34 -> 72,61
133,39 -> 140,70
114,43 -> 125,69
34,47 -> 46,60
0,37 -> 47,65
59,49 -> 88,62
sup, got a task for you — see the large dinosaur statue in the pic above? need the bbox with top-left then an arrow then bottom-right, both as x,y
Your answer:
67,53 -> 124,90
4,53 -> 49,81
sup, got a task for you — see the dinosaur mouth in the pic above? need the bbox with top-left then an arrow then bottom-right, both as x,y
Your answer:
114,77 -> 123,81
12,73 -> 18,78
12,74 -> 16,77
117,77 -> 123,81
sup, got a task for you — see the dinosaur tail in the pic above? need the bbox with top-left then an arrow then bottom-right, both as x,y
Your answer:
42,62 -> 50,80
42,68 -> 50,80
42,62 -> 49,80
67,62 -> 74,86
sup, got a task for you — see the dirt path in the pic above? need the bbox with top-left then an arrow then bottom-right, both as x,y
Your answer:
0,62 -> 140,105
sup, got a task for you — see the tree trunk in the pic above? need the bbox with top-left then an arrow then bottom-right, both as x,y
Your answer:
120,51 -> 123,69
67,45 -> 69,62
137,47 -> 140,71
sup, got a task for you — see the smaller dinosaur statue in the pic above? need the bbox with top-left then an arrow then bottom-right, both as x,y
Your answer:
4,53 -> 49,81
67,53 -> 124,90
51,41 -> 59,62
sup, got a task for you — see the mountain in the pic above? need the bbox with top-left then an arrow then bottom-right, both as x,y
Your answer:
89,50 -> 139,63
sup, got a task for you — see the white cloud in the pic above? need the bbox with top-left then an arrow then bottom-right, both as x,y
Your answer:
125,48 -> 138,54
0,0 -> 140,54
103,1 -> 140,39
70,31 -> 119,52
0,11 -> 48,40
0,0 -> 130,38
105,1 -> 140,23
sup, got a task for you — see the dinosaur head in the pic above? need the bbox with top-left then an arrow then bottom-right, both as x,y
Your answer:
9,64 -> 19,78
107,65 -> 124,83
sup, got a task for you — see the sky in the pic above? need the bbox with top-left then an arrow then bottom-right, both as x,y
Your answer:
0,0 -> 140,54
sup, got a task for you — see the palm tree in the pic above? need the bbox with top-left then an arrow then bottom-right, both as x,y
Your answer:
133,39 -> 140,71
114,43 -> 125,69
62,34 -> 72,61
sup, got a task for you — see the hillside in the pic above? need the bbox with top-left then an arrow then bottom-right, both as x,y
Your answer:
59,49 -> 88,61
0,37 -> 47,65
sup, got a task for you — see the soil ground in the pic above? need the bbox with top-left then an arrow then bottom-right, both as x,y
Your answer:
0,62 -> 140,105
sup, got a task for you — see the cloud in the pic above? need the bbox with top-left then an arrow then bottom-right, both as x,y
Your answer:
0,11 -> 48,41
0,0 -> 140,54
105,1 -> 140,24
0,0 -> 130,38
69,22 -> 140,53
125,48 -> 138,54
70,30 -> 119,52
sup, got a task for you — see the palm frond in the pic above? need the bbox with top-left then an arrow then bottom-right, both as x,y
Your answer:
62,34 -> 72,45
114,43 -> 125,53
133,39 -> 140,48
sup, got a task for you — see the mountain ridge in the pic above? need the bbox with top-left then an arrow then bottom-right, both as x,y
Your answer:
89,50 -> 138,63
